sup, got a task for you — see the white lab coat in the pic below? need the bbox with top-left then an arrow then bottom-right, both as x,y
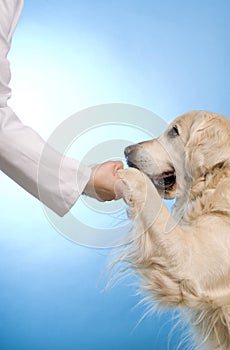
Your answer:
0,0 -> 91,216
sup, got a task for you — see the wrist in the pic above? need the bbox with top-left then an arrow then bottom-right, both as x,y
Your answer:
82,166 -> 101,200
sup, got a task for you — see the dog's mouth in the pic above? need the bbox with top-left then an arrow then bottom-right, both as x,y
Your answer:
151,171 -> 176,191
126,160 -> 176,192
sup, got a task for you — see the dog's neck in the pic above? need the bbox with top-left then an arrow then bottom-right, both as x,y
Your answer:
190,160 -> 230,198
172,160 -> 230,223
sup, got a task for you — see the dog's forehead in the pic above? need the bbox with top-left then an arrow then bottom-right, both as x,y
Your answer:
172,111 -> 230,132
170,111 -> 199,129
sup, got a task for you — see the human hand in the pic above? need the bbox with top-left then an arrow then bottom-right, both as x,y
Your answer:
83,161 -> 124,201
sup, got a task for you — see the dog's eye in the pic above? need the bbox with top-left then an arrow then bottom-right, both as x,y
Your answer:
168,126 -> 179,138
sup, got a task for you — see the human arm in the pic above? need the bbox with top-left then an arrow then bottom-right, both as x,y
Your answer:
0,0 -> 122,217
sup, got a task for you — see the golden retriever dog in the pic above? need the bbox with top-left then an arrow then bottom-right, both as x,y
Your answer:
115,111 -> 230,349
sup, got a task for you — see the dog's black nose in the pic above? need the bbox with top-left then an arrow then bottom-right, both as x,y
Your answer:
124,145 -> 134,157
124,145 -> 139,168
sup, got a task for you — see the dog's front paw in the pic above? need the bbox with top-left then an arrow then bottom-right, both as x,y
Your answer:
115,168 -> 149,216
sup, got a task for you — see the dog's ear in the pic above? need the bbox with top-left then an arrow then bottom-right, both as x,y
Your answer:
186,112 -> 230,179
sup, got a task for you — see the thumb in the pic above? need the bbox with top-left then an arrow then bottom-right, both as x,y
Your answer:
113,161 -> 124,176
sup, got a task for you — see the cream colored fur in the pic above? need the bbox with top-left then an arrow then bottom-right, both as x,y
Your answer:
117,111 -> 230,349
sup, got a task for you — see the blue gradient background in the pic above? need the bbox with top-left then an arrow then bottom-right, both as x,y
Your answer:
1,0 -> 230,349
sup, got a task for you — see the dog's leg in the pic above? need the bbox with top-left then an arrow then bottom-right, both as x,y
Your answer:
117,168 -> 190,265
116,168 -> 197,303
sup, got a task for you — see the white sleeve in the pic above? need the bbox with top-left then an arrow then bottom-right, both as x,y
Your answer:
0,0 -> 91,216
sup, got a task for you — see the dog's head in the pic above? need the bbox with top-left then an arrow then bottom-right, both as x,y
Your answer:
125,111 -> 230,199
